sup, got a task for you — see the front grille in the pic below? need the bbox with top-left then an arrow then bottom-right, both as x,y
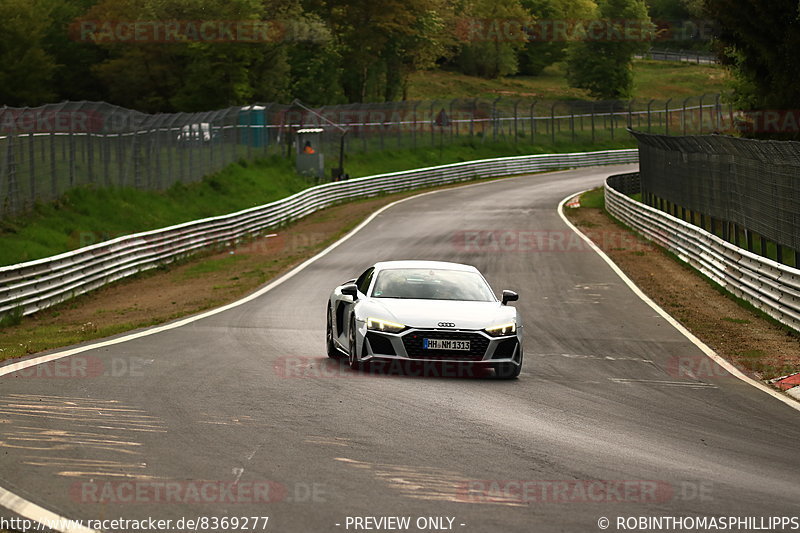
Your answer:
402,330 -> 489,361
366,332 -> 396,355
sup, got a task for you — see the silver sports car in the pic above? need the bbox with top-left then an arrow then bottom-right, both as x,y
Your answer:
326,260 -> 523,378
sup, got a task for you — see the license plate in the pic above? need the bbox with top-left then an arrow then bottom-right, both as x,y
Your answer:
424,338 -> 470,351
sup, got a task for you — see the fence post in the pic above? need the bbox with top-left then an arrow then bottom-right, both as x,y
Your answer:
50,131 -> 57,196
28,133 -> 35,204
529,101 -> 537,144
492,97 -> 501,142
699,93 -> 708,134
665,98 -> 672,135
470,98 -> 477,138
550,102 -> 556,144
627,99 -> 635,129
682,97 -> 690,136
590,102 -> 595,143
513,100 -> 520,144
430,101 -> 436,147
5,134 -> 18,215
413,102 -> 420,148
450,99 -> 457,143
647,99 -> 655,133
570,102 -> 576,143
610,103 -> 615,140
68,129 -> 76,188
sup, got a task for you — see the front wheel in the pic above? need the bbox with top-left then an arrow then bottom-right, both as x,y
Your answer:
348,317 -> 362,371
495,350 -> 523,379
326,306 -> 343,359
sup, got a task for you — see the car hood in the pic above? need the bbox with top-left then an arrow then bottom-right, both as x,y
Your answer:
359,298 -> 517,330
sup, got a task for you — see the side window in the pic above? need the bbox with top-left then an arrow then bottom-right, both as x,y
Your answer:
356,267 -> 375,295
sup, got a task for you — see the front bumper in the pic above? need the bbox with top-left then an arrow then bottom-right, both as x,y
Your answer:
362,328 -> 521,366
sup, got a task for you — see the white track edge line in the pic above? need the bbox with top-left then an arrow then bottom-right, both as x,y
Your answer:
558,189 -> 800,413
0,485 -> 95,533
0,167 -> 587,531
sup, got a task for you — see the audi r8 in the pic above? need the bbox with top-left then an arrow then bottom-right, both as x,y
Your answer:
326,260 -> 523,378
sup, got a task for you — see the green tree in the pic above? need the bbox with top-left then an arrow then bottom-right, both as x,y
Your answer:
565,0 -> 652,99
0,0 -> 57,106
40,0 -> 108,103
706,0 -> 800,118
455,0 -> 532,78
84,0 -> 296,111
319,0 -> 455,102
518,0 -> 596,76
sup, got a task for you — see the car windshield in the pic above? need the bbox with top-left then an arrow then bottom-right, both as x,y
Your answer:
371,268 -> 496,301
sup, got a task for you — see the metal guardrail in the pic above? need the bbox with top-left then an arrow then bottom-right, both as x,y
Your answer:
637,49 -> 717,64
0,150 -> 638,318
606,173 -> 800,333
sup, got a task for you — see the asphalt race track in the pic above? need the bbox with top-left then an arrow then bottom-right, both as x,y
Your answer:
1,164 -> 799,533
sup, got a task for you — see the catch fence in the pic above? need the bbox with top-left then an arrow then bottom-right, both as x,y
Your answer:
0,96 -> 724,217
631,130 -> 800,267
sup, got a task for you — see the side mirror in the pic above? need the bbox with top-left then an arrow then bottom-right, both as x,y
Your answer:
502,290 -> 519,305
341,283 -> 359,299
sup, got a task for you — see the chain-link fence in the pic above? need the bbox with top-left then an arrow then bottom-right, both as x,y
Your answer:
0,96 -> 724,217
631,130 -> 800,267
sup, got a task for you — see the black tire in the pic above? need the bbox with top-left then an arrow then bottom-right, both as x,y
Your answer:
348,317 -> 362,371
326,306 -> 343,359
495,350 -> 523,379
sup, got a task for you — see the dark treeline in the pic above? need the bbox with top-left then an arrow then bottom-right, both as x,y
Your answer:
0,0 -> 727,113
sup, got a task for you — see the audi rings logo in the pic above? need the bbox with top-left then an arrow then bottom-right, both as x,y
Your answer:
438,322 -> 456,328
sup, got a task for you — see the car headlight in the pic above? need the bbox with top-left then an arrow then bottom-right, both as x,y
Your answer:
484,322 -> 516,337
367,317 -> 406,333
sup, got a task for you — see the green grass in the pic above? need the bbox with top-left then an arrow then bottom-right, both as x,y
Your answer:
181,255 -> 246,279
577,187 -> 605,209
5,317 -> 165,357
0,137 -> 635,267
407,60 -> 728,102
0,155 -> 313,266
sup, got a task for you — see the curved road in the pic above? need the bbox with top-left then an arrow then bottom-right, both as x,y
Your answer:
1,164 -> 799,532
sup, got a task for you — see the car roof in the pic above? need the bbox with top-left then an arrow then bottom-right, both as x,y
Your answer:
372,260 -> 479,273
